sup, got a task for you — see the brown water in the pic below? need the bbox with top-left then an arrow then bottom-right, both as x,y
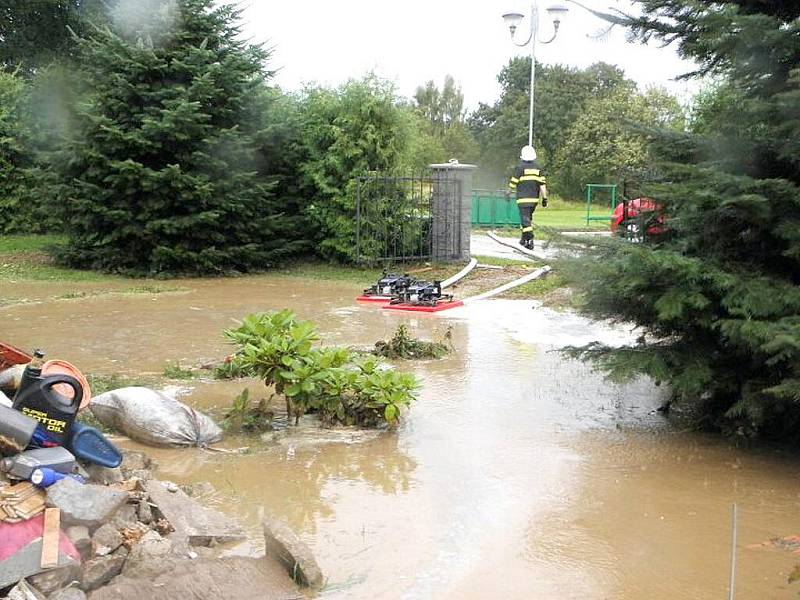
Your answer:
2,275 -> 799,599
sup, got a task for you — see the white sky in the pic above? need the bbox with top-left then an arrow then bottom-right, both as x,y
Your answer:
237,1 -> 700,110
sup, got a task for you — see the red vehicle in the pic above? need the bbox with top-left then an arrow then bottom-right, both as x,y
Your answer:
610,197 -> 666,241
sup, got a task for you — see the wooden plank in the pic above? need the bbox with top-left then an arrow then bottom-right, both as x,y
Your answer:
40,508 -> 61,569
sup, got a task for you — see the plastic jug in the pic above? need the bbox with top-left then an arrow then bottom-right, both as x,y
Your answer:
67,422 -> 123,468
13,374 -> 83,446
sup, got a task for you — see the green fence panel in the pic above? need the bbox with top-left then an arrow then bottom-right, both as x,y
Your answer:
471,190 -> 522,226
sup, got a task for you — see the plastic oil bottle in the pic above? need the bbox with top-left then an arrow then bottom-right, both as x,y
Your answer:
13,350 -> 83,446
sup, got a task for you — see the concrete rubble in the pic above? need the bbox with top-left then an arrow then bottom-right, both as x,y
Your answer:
263,515 -> 324,589
45,480 -> 128,530
145,480 -> 246,547
1,449 -> 317,599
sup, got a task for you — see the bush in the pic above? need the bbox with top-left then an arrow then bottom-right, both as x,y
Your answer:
298,75 -> 413,262
222,388 -> 273,432
53,0 -> 304,275
374,324 -> 451,359
223,310 -> 418,427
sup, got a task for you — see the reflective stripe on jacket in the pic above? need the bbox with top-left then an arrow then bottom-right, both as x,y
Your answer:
508,159 -> 546,203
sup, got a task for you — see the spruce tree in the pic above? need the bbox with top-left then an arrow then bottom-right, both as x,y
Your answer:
566,1 -> 800,440
56,0 -> 301,275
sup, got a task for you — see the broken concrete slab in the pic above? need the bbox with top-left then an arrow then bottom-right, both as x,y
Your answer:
89,556 -> 301,600
83,465 -> 123,486
26,557 -> 81,596
136,500 -> 152,525
120,531 -> 174,579
108,504 -> 137,529
46,480 -> 128,531
48,587 -> 87,600
90,524 -> 122,557
145,480 -> 245,547
66,525 -> 91,561
5,579 -> 46,600
119,451 -> 151,474
80,551 -> 126,591
262,516 -> 323,589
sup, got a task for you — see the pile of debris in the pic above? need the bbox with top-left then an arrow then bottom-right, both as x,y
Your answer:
0,344 -> 321,599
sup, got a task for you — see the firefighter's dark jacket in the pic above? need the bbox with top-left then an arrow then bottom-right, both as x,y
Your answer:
508,160 -> 546,205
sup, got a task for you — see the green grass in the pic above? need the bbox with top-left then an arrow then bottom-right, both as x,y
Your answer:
86,372 -> 155,395
162,361 -> 202,380
53,284 -> 186,300
472,255 -> 537,268
276,261 -> 382,283
475,200 -> 612,232
0,262 -> 119,283
275,260 -> 462,284
508,270 -> 566,298
0,234 -> 66,253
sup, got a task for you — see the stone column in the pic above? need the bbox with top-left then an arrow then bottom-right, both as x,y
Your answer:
429,161 -> 477,262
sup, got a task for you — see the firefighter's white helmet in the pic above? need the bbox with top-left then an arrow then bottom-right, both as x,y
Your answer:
520,145 -> 537,161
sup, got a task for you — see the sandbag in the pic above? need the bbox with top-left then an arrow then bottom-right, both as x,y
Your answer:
90,387 -> 222,448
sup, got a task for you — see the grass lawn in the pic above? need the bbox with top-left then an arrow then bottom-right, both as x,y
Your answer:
535,202 -> 612,231
474,199 -> 613,233
0,234 -> 119,283
0,234 -> 67,253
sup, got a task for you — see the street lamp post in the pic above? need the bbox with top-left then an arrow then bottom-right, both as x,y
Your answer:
502,3 -> 569,147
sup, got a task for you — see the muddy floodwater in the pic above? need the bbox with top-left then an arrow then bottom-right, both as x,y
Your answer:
2,275 -> 799,599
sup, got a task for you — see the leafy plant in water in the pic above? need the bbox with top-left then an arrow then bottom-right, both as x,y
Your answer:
162,362 -> 199,380
222,388 -> 273,432
374,323 -> 451,359
223,309 -> 418,427
211,357 -> 248,380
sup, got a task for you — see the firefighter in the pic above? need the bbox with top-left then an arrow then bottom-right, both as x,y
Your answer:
507,145 -> 548,250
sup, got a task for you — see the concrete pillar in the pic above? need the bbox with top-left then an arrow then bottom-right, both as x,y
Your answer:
429,161 -> 477,262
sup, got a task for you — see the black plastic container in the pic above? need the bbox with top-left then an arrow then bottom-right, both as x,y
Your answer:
13,373 -> 83,446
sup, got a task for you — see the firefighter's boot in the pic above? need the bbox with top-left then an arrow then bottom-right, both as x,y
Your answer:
521,230 -> 534,250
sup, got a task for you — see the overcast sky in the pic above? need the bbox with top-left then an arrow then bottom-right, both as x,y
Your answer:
237,1 -> 700,110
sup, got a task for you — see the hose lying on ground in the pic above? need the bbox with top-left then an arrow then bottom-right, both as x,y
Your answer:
486,231 -> 542,260
441,257 -> 478,289
464,266 -> 552,302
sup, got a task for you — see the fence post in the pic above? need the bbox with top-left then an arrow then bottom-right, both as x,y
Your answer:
429,161 -> 478,262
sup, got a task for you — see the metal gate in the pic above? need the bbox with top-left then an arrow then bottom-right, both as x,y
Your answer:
355,172 -> 461,264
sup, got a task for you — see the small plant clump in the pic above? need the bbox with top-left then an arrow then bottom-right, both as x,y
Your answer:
374,324 -> 451,360
223,310 -> 419,428
222,389 -> 274,432
211,357 -> 248,380
162,362 -> 200,380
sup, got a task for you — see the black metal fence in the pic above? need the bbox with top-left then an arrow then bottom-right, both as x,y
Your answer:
355,172 -> 460,264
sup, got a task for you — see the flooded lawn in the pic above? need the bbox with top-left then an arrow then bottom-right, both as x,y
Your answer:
1,275 -> 798,599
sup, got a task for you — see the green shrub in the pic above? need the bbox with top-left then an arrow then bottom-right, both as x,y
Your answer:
298,76 -> 413,262
162,362 -> 199,380
53,0 -> 304,275
374,324 -> 451,359
222,388 -> 273,432
223,310 -> 418,427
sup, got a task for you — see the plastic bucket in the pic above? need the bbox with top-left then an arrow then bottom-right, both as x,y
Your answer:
42,360 -> 92,410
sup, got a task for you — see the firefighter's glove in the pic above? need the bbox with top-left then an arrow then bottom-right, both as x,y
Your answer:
542,197 -> 548,208
505,190 -> 512,199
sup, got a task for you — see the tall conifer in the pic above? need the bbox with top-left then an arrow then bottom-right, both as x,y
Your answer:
57,0 -> 300,274
566,1 -> 800,440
